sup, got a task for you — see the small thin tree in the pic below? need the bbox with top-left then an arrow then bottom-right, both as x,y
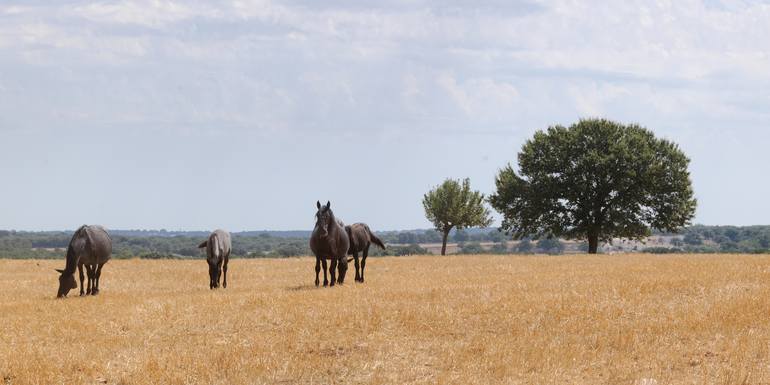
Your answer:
423,178 -> 492,255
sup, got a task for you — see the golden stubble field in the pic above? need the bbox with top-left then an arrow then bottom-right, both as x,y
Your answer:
2,254 -> 770,385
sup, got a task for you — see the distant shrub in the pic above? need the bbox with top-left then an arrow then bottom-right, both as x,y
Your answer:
683,232 -> 703,245
388,243 -> 427,256
459,242 -> 484,254
536,238 -> 564,255
642,247 -> 682,254
516,239 -> 533,254
139,252 -> 187,259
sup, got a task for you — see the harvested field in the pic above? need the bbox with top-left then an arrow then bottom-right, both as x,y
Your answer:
2,254 -> 770,384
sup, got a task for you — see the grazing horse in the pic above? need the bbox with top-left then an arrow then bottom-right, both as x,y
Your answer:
345,223 -> 386,283
198,229 -> 231,289
56,225 -> 112,298
309,201 -> 350,287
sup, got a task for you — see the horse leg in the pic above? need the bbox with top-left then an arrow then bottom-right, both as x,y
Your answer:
329,258 -> 337,287
222,257 -> 228,289
322,258 -> 329,287
85,265 -> 94,295
93,263 -> 104,295
361,245 -> 369,283
353,251 -> 361,282
338,256 -> 347,284
78,264 -> 85,296
216,259 -> 223,288
315,256 -> 321,286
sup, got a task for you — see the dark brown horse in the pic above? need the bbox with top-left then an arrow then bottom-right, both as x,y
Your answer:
56,225 -> 112,298
309,201 -> 350,287
198,229 -> 231,289
345,223 -> 385,283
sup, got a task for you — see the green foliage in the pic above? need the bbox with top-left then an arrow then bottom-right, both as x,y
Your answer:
3,224 -> 770,259
642,247 -> 683,254
423,178 -> 492,233
139,252 -> 188,259
490,118 -> 697,253
683,232 -> 703,245
536,238 -> 565,254
268,241 -> 308,257
487,230 -> 505,243
490,242 -> 509,254
423,178 -> 493,255
453,230 -> 469,242
385,243 -> 428,256
459,242 -> 484,254
516,239 -> 533,254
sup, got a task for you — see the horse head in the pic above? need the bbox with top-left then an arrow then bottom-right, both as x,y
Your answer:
55,268 -> 76,298
315,200 -> 333,237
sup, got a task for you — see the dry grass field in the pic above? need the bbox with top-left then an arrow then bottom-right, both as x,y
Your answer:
2,254 -> 770,384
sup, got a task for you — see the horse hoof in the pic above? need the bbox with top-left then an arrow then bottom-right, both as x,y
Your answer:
80,292 -> 86,297
91,290 -> 99,295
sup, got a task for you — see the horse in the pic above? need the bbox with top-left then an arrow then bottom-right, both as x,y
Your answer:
345,223 -> 386,283
309,201 -> 350,287
198,229 -> 231,289
56,225 -> 112,298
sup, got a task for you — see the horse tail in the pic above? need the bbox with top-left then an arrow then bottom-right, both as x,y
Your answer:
366,225 -> 386,249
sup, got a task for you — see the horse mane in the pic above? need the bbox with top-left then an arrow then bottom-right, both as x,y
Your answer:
63,225 -> 88,274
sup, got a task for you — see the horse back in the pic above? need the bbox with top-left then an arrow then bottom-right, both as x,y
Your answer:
347,223 -> 371,253
73,225 -> 112,265
207,229 -> 232,263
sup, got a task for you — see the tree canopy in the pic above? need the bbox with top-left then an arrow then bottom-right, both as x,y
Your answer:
423,178 -> 492,255
489,118 -> 697,253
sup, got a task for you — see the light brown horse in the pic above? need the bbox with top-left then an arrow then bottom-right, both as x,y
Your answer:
56,225 -> 112,298
309,201 -> 350,287
345,223 -> 385,283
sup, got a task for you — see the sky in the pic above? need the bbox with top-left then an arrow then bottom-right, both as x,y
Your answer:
1,0 -> 769,231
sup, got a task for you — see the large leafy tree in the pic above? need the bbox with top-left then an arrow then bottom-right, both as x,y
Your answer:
489,118 -> 697,254
423,178 -> 492,255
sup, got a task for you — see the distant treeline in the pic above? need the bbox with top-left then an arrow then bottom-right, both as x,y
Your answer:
644,225 -> 770,254
0,225 -> 768,259
0,230 -> 428,259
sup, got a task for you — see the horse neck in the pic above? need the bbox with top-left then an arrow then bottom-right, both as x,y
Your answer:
328,212 -> 342,233
63,245 -> 78,275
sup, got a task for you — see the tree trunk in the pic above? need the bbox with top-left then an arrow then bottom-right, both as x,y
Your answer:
441,228 -> 450,256
588,234 -> 599,254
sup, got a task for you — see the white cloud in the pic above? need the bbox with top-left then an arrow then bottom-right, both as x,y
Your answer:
1,0 -> 770,228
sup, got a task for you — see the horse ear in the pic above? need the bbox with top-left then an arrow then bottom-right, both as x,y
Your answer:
326,201 -> 330,209
198,241 -> 208,249
316,201 -> 321,209
55,269 -> 64,274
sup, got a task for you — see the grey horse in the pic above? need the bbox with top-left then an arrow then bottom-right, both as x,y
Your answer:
56,225 -> 112,298
198,229 -> 231,289
345,223 -> 386,283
